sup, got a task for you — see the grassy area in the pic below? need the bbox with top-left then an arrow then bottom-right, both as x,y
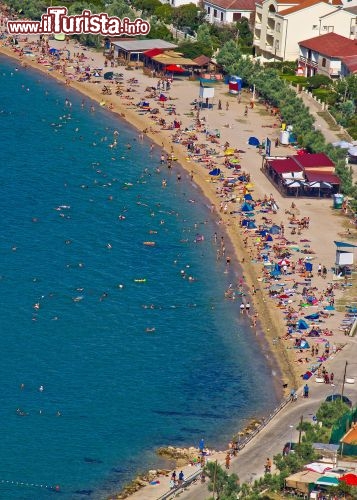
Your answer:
316,111 -> 340,131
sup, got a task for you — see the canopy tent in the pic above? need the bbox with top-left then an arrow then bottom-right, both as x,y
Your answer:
285,470 -> 321,494
297,319 -> 309,330
248,136 -> 260,146
315,476 -> 339,486
334,241 -> 357,249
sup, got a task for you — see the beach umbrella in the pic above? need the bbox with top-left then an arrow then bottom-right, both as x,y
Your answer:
248,137 -> 260,146
339,473 -> 357,486
166,64 -> 185,73
278,259 -> 289,266
244,194 -> 253,201
315,476 -> 339,487
209,168 -> 221,176
104,72 -> 114,80
224,148 -> 235,156
54,33 -> 66,41
49,48 -> 59,55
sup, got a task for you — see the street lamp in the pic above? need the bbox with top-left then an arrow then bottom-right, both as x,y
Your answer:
289,425 -> 294,452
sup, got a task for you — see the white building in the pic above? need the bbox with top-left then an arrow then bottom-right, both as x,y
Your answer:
298,31 -> 357,76
204,0 -> 256,24
253,0 -> 357,61
159,0 -> 200,7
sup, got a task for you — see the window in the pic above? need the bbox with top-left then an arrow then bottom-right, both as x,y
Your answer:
276,23 -> 280,32
213,9 -> 217,17
220,12 -> 224,21
322,57 -> 326,67
233,13 -> 241,21
275,40 -> 280,50
207,6 -> 210,13
312,25 -> 318,30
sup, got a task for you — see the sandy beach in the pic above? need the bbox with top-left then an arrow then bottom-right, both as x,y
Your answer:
1,30 -> 356,499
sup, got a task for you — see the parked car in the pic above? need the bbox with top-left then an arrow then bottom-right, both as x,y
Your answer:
283,442 -> 297,455
325,394 -> 352,407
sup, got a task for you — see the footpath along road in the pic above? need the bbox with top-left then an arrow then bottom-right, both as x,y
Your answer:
174,338 -> 357,500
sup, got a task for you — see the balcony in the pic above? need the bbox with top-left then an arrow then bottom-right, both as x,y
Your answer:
299,56 -> 318,68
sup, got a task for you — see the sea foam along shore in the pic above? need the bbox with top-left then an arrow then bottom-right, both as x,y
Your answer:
0,39 -> 292,392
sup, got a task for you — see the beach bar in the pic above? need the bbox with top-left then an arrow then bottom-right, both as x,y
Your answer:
264,153 -> 341,197
111,39 -> 177,63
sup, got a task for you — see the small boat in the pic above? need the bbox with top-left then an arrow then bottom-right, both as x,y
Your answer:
134,279 -> 147,283
143,241 -> 155,246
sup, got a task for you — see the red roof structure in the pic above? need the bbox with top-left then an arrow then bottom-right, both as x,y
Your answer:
305,171 -> 340,184
269,158 -> 303,174
205,0 -> 256,10
341,55 -> 357,74
279,0 -> 341,16
143,48 -> 164,58
294,153 -> 335,168
298,33 -> 357,58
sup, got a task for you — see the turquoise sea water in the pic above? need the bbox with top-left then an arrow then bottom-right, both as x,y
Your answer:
0,56 -> 278,499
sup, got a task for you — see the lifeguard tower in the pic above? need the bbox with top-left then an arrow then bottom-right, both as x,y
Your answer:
334,241 -> 357,279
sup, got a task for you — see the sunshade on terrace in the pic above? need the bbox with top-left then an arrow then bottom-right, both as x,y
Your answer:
315,476 -> 339,486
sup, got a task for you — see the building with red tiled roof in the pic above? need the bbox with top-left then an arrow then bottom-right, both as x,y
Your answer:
265,153 -> 340,197
204,0 -> 256,24
298,32 -> 357,77
253,0 -> 353,62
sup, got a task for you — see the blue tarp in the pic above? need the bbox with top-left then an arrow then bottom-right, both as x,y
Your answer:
248,136 -> 260,146
305,313 -> 320,320
297,319 -> 309,330
241,202 -> 254,212
270,225 -> 280,234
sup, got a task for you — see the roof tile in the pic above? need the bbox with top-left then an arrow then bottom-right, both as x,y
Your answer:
298,32 -> 357,58
278,0 -> 341,16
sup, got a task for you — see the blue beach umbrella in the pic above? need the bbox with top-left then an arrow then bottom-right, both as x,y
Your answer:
209,168 -> 221,176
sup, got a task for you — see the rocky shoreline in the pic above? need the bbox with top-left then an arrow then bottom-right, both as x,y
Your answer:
107,418 -> 263,499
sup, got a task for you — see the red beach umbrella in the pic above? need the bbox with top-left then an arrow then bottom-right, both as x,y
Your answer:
166,64 -> 185,73
339,473 -> 357,486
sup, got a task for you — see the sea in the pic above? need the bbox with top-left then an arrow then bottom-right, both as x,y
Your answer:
0,55 -> 279,500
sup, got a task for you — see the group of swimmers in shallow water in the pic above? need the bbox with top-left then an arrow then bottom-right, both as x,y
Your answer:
17,384 -> 61,417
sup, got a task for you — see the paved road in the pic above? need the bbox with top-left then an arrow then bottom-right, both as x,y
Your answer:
177,338 -> 357,500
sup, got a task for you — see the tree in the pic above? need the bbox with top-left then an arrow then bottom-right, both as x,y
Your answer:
146,21 -> 173,41
216,40 -> 241,72
154,4 -> 174,24
197,24 -> 212,46
204,462 -> 241,499
236,18 -> 253,47
316,400 -> 350,428
307,74 -> 331,90
178,40 -> 213,58
106,0 -> 133,18
173,3 -> 204,31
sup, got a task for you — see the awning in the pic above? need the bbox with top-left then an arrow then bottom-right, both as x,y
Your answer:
334,241 -> 357,248
143,48 -> 164,58
305,171 -> 340,184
